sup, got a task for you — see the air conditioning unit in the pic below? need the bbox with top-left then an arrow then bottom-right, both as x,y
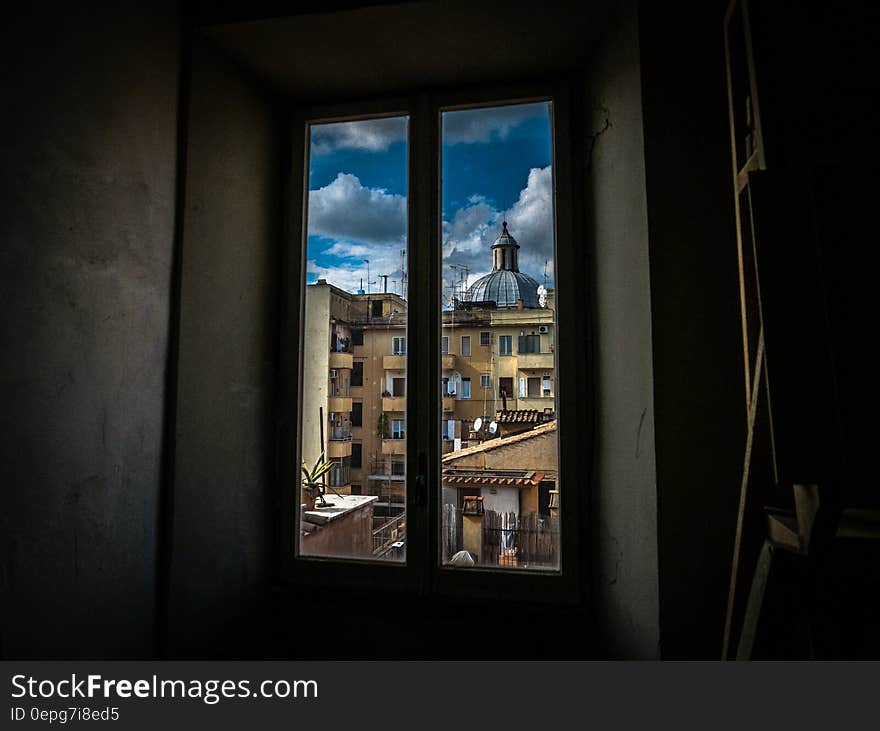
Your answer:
329,369 -> 337,378
538,325 -> 549,334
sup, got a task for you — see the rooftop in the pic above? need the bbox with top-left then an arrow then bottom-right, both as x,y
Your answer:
302,494 -> 378,526
441,419 -> 557,462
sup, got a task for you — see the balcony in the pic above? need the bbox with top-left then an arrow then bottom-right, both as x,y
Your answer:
382,396 -> 406,412
383,354 -> 406,370
441,354 -> 455,370
516,396 -> 555,412
381,438 -> 406,455
327,434 -> 352,459
442,396 -> 455,412
517,352 -> 554,370
329,351 -> 353,370
327,396 -> 352,413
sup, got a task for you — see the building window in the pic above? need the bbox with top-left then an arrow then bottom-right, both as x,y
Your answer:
351,442 -> 362,468
351,361 -> 363,387
543,375 -> 552,397
351,401 -> 363,427
499,335 -> 512,355
391,419 -> 406,439
461,378 -> 471,399
372,299 -> 383,317
499,376 -> 513,399
480,373 -> 491,389
518,334 -> 540,354
352,328 -> 364,346
480,331 -> 490,347
391,460 -> 405,476
392,336 -> 406,355
441,335 -> 449,354
460,335 -> 471,356
350,483 -> 362,496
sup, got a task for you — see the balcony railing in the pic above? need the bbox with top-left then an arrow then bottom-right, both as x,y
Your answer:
329,351 -> 354,370
329,427 -> 352,441
372,512 -> 406,557
516,352 -> 554,370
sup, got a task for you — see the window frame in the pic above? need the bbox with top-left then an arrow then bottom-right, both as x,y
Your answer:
460,335 -> 471,357
279,80 -> 588,607
499,334 -> 513,355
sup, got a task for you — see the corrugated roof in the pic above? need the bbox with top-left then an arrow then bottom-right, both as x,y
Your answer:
442,469 -> 545,488
495,409 -> 542,424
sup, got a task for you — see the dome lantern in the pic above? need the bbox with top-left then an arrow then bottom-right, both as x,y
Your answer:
461,222 -> 540,309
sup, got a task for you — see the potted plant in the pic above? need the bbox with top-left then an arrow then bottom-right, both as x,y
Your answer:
301,452 -> 333,512
377,413 -> 390,440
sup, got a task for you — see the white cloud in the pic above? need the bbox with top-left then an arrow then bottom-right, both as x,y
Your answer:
308,173 -> 406,246
310,166 -> 554,298
441,165 -> 554,293
443,102 -> 549,145
311,117 -> 407,155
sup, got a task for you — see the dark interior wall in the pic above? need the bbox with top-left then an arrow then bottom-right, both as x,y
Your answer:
583,2 -> 660,659
164,37 -> 282,657
0,2 -> 180,658
637,2 -> 745,659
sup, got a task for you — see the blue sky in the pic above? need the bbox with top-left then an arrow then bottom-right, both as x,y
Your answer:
306,102 -> 554,299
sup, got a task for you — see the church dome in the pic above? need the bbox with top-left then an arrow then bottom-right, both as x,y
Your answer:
461,222 -> 541,308
464,269 -> 541,308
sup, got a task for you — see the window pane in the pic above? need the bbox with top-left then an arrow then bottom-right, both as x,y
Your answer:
299,115 -> 408,562
440,101 -> 559,571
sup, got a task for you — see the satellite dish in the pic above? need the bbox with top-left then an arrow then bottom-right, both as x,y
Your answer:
473,417 -> 483,432
537,284 -> 548,308
488,420 -> 498,434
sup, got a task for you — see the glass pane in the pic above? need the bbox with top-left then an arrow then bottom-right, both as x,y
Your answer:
299,115 -> 408,562
439,101 -> 559,571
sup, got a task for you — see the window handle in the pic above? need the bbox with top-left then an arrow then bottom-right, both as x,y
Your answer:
416,452 -> 427,507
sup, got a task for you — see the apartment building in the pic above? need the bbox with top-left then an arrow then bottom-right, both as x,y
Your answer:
303,223 -> 556,512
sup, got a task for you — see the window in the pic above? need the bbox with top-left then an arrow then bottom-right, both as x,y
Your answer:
287,89 -> 580,590
296,113 -> 408,562
350,483 -> 362,496
518,334 -> 540,354
351,361 -> 363,387
528,376 -> 541,398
